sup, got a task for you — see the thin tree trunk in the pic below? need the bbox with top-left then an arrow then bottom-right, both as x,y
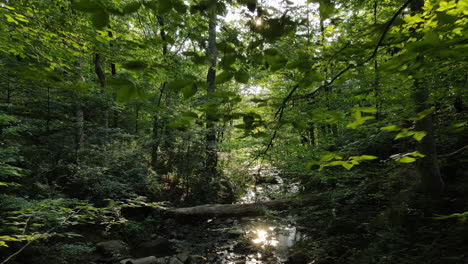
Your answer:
108,30 -> 119,128
410,0 -> 444,196
205,11 -> 218,182
74,100 -> 84,161
135,104 -> 139,134
46,86 -> 50,133
320,19 -> 337,139
151,16 -> 168,173
374,0 -> 381,120
94,53 -> 109,129
73,56 -> 84,162
94,53 -> 106,89
6,82 -> 11,103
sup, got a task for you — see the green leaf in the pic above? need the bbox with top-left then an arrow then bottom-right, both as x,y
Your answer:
234,124 -> 247,129
357,155 -> 378,160
266,55 -> 288,71
216,71 -> 233,84
396,156 -> 416,163
182,83 -> 197,99
409,151 -> 425,158
167,118 -> 191,131
172,0 -> 188,13
234,70 -> 249,84
159,0 -> 173,13
251,98 -> 268,103
92,10 -> 110,29
292,120 -> 307,130
109,78 -> 137,103
306,160 -> 321,171
243,114 -> 255,128
432,212 -> 468,221
143,1 -> 158,10
381,125 -> 401,132
346,116 -> 375,129
181,111 -> 198,119
408,107 -> 435,121
447,122 -> 466,133
320,153 -> 342,162
353,106 -> 377,113
391,151 -> 425,163
72,0 -> 100,12
122,2 -> 142,14
108,77 -> 134,89
116,86 -> 137,103
106,7 -> 124,15
221,55 -> 236,66
252,132 -> 268,138
318,0 -> 335,20
412,131 -> 427,141
327,160 -> 344,166
167,79 -> 191,91
395,129 -> 414,140
341,162 -> 354,170
264,48 -> 279,56
122,61 -> 147,71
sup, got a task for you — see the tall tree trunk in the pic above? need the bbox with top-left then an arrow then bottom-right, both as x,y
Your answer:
151,86 -> 163,171
205,12 -> 218,181
374,0 -> 381,120
410,0 -> 444,196
73,52 -> 84,162
135,104 -> 139,134
94,53 -> 109,130
74,100 -> 84,162
46,86 -> 50,133
6,82 -> 11,103
151,16 -> 168,173
320,19 -> 337,140
94,53 -> 106,89
70,0 -> 84,163
108,30 -> 119,128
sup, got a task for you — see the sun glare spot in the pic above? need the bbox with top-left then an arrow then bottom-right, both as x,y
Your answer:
251,228 -> 279,247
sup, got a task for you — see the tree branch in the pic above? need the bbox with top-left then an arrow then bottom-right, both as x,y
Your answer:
303,0 -> 414,98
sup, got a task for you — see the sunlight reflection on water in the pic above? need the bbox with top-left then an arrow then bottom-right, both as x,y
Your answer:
242,220 -> 304,263
251,227 -> 279,247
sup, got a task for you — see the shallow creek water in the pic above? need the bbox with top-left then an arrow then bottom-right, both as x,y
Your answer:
167,167 -> 303,263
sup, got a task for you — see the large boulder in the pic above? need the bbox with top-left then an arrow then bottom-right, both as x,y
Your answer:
132,237 -> 175,258
96,240 -> 129,260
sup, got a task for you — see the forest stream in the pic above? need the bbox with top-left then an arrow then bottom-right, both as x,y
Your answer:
118,167 -> 305,264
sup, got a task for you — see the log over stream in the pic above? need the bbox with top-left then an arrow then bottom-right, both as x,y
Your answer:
165,195 -> 322,218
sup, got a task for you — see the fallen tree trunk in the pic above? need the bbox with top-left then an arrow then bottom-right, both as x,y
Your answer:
120,256 -> 157,264
164,195 -> 322,218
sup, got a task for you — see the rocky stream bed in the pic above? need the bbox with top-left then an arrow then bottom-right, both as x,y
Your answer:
92,169 -> 310,264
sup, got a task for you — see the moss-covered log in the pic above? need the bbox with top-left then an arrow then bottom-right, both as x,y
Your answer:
164,196 -> 321,218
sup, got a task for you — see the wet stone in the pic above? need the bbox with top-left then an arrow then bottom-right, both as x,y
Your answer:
176,253 -> 189,263
132,237 -> 175,258
96,240 -> 129,259
168,257 -> 184,264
